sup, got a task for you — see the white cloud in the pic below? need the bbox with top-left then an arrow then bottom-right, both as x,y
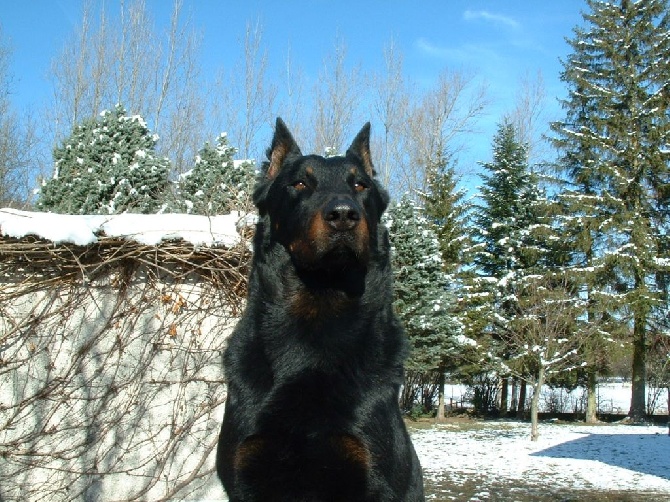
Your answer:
415,37 -> 458,59
463,10 -> 520,29
414,37 -> 503,65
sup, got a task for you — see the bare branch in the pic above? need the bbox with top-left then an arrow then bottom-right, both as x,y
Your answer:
0,235 -> 250,500
311,37 -> 361,156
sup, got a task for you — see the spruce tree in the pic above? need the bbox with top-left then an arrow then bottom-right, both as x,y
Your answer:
37,105 -> 170,214
421,156 -> 472,277
550,0 -> 670,421
386,196 -> 466,377
467,120 -> 560,416
470,121 -> 544,339
173,133 -> 256,215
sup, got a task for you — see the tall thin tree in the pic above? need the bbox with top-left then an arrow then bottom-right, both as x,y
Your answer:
0,28 -> 40,207
550,0 -> 670,422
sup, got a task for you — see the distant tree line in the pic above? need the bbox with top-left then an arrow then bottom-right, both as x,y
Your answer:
1,0 -> 669,436
393,0 -> 669,436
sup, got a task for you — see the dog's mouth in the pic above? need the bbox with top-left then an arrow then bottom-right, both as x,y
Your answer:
285,232 -> 369,299
288,233 -> 369,272
321,239 -> 368,269
291,243 -> 368,300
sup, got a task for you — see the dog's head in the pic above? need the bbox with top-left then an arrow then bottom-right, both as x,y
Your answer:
254,118 -> 390,275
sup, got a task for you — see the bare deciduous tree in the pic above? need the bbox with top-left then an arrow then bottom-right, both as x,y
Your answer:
0,27 -> 41,207
47,0 -> 207,173
505,70 -> 549,165
311,38 -> 361,156
276,43 -> 308,146
216,20 -> 277,162
402,69 -> 488,196
504,275 -> 589,441
370,40 -> 409,188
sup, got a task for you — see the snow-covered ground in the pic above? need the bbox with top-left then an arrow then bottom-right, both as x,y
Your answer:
192,421 -> 669,502
412,420 -> 670,500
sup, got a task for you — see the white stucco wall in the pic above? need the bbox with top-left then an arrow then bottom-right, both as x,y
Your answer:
1,267 -> 235,501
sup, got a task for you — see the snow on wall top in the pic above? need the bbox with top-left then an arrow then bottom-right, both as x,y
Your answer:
0,208 -> 248,248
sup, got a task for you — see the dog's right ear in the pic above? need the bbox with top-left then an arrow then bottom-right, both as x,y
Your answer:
265,118 -> 302,180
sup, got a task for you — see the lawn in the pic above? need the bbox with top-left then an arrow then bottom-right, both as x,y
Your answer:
410,418 -> 670,501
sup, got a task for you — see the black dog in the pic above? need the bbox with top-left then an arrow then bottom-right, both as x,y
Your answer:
216,118 -> 425,501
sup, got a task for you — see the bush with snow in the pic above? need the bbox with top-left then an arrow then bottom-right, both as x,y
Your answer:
37,104 -> 171,214
170,133 -> 256,215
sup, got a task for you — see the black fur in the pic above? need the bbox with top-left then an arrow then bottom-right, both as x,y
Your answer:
216,118 -> 425,501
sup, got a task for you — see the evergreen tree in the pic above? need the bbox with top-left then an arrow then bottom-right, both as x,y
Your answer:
172,133 -> 256,215
421,156 -> 472,276
37,105 -> 170,214
466,120 -> 563,417
386,196 -> 468,377
419,157 -> 482,416
470,121 -> 545,341
550,0 -> 670,421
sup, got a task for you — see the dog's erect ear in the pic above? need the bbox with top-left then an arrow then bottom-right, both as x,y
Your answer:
266,117 -> 302,180
346,122 -> 375,177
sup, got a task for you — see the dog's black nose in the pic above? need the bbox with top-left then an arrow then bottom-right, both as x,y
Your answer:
323,198 -> 360,231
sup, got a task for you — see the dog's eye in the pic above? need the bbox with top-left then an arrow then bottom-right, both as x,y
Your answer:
354,182 -> 368,193
292,181 -> 307,191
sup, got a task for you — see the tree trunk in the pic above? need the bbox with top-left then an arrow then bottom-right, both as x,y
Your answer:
499,377 -> 509,415
629,311 -> 647,422
436,370 -> 446,423
510,378 -> 518,412
516,380 -> 527,419
530,367 -> 545,442
585,368 -> 598,423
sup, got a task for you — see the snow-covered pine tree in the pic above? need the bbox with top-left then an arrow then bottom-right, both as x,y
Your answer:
172,133 -> 256,215
421,155 -> 472,276
386,195 -> 468,415
550,0 -> 670,422
549,77 -> 615,423
470,121 -> 541,342
467,120 -> 563,416
37,105 -> 170,214
420,156 -> 478,417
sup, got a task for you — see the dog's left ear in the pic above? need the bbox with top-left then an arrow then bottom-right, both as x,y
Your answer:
346,122 -> 375,177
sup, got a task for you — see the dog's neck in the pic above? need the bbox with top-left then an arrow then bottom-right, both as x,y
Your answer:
252,248 -> 386,321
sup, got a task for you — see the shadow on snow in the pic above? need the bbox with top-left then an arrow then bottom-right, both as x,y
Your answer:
532,432 -> 669,480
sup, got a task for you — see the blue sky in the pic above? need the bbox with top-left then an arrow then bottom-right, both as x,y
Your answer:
0,0 -> 587,173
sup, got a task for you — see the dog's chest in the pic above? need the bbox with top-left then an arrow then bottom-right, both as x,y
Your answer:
252,367 -> 376,454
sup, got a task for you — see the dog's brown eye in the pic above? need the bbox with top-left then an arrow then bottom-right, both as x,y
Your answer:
292,181 -> 307,191
354,182 -> 368,193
